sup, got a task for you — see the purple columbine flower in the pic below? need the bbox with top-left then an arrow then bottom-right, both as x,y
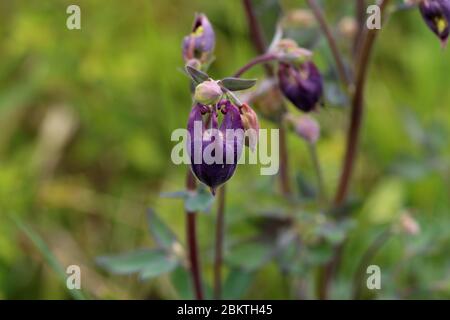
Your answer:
187,102 -> 244,195
277,61 -> 323,113
419,0 -> 450,46
182,13 -> 216,64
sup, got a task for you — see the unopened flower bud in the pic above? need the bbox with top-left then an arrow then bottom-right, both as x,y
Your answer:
243,79 -> 284,120
419,0 -> 450,47
194,80 -> 222,105
239,103 -> 260,151
186,58 -> 202,70
183,14 -> 216,63
277,61 -> 323,112
283,9 -> 316,28
187,102 -> 244,195
338,17 -> 358,39
398,212 -> 421,235
276,39 -> 312,63
293,115 -> 320,144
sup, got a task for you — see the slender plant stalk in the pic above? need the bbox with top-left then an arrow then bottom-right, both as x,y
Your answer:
186,170 -> 204,300
213,185 -> 226,299
307,0 -> 352,90
352,229 -> 391,299
354,0 -> 367,58
317,0 -> 391,300
242,0 -> 292,197
234,53 -> 278,78
334,0 -> 390,206
308,143 -> 328,205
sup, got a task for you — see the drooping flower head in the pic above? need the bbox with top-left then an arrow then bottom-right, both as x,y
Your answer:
187,102 -> 244,195
278,61 -> 323,112
182,13 -> 216,64
419,0 -> 450,47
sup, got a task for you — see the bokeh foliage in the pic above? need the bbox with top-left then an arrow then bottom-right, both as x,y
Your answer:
0,0 -> 449,299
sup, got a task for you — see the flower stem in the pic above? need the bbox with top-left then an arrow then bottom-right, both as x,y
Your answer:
308,143 -> 328,205
185,170 -> 204,300
353,0 -> 366,58
234,53 -> 278,78
307,0 -> 352,90
334,0 -> 390,206
317,0 -> 391,300
213,185 -> 226,299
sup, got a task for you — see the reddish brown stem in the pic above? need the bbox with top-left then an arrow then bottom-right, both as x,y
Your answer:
186,170 -> 204,300
234,53 -> 278,78
213,185 -> 226,299
317,0 -> 391,300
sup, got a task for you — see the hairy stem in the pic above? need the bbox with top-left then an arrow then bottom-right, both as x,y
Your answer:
352,229 -> 391,299
186,170 -> 204,300
213,185 -> 226,299
307,0 -> 351,90
242,0 -> 292,197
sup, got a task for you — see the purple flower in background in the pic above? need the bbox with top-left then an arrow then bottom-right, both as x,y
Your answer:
187,102 -> 244,195
277,61 -> 323,112
182,13 -> 216,64
419,0 -> 450,46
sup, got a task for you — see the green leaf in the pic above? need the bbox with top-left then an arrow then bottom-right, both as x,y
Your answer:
97,249 -> 179,279
220,78 -> 257,91
184,186 -> 215,213
170,267 -> 193,299
226,241 -> 273,271
185,66 -> 209,84
223,268 -> 253,299
139,256 -> 178,280
147,209 -> 178,249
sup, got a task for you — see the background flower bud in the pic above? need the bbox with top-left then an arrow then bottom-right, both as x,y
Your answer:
398,211 -> 421,235
239,103 -> 260,151
277,61 -> 323,112
291,115 -> 320,144
194,80 -> 222,105
182,14 -> 216,63
338,17 -> 358,39
419,0 -> 450,46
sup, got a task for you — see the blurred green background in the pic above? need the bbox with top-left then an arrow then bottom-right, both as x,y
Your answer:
0,0 -> 449,299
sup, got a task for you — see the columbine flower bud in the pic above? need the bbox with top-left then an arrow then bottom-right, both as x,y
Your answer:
187,102 -> 244,195
419,0 -> 450,47
398,212 -> 421,235
276,39 -> 313,63
194,80 -> 222,105
338,17 -> 358,39
239,103 -> 259,151
277,61 -> 323,112
182,13 -> 216,63
293,115 -> 320,144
